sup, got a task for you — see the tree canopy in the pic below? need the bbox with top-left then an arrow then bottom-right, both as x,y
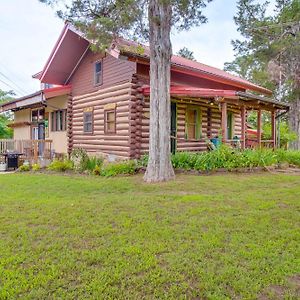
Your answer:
177,47 -> 196,60
41,0 -> 212,50
0,89 -> 14,138
225,0 -> 300,149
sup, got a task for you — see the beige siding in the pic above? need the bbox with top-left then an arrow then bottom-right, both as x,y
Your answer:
13,109 -> 31,140
46,96 -> 68,154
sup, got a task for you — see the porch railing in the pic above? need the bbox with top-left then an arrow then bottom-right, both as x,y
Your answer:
0,139 -> 52,162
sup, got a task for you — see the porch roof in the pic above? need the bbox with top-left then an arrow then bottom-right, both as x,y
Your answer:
142,85 -> 289,110
0,85 -> 71,112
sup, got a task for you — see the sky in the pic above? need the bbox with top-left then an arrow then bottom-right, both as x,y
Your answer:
0,0 -> 271,98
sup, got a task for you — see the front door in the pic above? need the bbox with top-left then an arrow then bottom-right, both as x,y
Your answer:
170,102 -> 177,154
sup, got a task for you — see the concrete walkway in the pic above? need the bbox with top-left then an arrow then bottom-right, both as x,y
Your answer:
0,171 -> 16,175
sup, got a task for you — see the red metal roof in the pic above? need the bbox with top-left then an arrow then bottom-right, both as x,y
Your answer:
33,24 -> 271,95
0,85 -> 71,112
43,85 -> 71,99
113,39 -> 272,95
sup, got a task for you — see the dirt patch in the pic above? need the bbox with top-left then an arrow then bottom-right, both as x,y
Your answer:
258,285 -> 286,300
258,274 -> 300,299
288,274 -> 300,295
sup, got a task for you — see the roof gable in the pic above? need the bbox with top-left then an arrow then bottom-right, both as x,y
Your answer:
35,23 -> 90,85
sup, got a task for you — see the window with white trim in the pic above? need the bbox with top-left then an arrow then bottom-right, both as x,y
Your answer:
94,61 -> 103,85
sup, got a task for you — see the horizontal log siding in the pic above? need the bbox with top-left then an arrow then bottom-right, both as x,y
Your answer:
70,50 -> 136,97
140,98 -> 242,154
72,82 -> 133,158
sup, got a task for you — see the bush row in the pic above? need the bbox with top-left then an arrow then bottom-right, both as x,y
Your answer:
140,146 -> 300,172
19,146 -> 300,176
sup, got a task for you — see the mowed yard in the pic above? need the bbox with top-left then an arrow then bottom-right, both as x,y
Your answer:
0,173 -> 299,299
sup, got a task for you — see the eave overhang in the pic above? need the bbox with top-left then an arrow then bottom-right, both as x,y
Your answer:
0,85 -> 71,113
34,23 -> 90,85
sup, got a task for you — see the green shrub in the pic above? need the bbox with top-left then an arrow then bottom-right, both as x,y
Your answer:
263,122 -> 297,149
70,148 -> 89,171
31,164 -> 41,171
140,146 -> 300,172
84,156 -> 104,172
101,161 -> 137,177
138,154 -> 149,167
47,159 -> 73,172
171,152 -> 199,170
93,165 -> 101,176
18,164 -> 30,172
70,148 -> 104,172
276,149 -> 300,166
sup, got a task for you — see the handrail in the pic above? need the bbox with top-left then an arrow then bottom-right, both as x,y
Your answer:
0,139 -> 53,162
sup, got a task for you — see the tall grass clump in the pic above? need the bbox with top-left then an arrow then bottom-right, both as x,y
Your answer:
47,159 -> 73,172
101,160 -> 138,177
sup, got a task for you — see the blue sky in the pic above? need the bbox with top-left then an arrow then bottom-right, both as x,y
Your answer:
0,0 -> 270,97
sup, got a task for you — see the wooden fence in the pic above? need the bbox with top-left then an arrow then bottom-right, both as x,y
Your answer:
0,139 -> 53,162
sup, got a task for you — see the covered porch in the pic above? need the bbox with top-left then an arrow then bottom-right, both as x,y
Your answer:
0,139 -> 53,165
143,85 -> 289,152
0,85 -> 71,167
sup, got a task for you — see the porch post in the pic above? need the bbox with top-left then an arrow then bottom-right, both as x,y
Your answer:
221,102 -> 227,143
271,110 -> 276,149
257,108 -> 262,148
241,105 -> 246,150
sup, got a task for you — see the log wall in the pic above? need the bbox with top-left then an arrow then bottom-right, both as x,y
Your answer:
69,50 -> 136,96
72,82 -> 134,158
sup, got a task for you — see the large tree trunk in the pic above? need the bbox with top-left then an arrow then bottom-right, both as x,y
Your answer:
144,0 -> 175,182
289,98 -> 300,150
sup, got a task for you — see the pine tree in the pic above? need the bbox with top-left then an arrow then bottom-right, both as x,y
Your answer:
177,47 -> 196,60
225,0 -> 300,149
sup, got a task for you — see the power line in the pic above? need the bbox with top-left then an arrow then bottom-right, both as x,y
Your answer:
0,77 -> 25,96
0,70 -> 30,95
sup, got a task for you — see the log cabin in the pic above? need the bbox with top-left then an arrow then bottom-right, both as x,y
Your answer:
0,23 -> 289,161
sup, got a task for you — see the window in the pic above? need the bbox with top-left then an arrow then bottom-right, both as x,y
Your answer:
94,61 -> 102,85
83,111 -> 93,133
104,109 -> 116,134
41,83 -> 53,89
31,108 -> 45,123
185,106 -> 201,140
51,110 -> 67,132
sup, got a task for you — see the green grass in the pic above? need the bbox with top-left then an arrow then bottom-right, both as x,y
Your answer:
0,173 -> 299,299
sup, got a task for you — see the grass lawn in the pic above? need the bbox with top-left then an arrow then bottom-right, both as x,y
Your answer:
0,173 -> 299,299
